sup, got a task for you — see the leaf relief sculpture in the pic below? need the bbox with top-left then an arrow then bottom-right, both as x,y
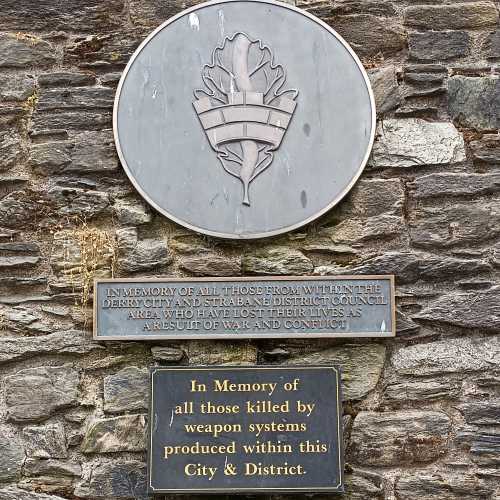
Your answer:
193,32 -> 298,206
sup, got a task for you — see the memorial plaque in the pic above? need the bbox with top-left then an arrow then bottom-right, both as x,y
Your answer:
149,366 -> 344,494
114,0 -> 375,239
94,275 -> 395,340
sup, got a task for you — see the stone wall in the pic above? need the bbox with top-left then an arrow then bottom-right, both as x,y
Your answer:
0,0 -> 499,499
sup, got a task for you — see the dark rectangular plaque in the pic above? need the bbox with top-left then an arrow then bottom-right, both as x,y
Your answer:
148,366 -> 344,494
94,275 -> 395,340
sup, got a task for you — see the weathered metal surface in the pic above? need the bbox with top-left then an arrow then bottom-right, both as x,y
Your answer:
148,366 -> 344,494
114,0 -> 375,239
94,275 -> 395,340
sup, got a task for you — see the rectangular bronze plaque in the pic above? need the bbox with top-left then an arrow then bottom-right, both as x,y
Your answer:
148,366 -> 344,494
94,275 -> 395,340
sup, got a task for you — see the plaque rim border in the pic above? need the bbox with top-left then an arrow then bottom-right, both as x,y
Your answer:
93,274 -> 396,340
147,364 -> 344,494
113,0 -> 377,240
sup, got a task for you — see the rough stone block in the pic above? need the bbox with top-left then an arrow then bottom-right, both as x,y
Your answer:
409,173 -> 500,199
448,76 -> 500,131
407,69 -> 447,88
17,477 -> 74,496
341,178 -> 404,217
104,367 -> 148,413
64,34 -> 140,70
113,197 -> 151,225
409,31 -> 470,61
409,202 -> 500,248
0,34 -> 56,68
129,0 -> 183,27
0,131 -> 25,172
31,110 -> 112,132
5,365 -> 79,422
384,380 -> 459,404
84,351 -> 149,371
394,310 -> 421,336
0,242 -> 39,253
23,459 -> 81,478
404,2 -> 499,30
330,14 -> 405,57
470,431 -> 500,466
0,0 -> 125,31
415,288 -> 500,332
0,176 -> 28,201
395,472 -> 494,499
81,414 -> 146,453
326,214 -> 404,244
0,307 -> 48,335
392,336 -> 499,376
0,104 -> 25,129
0,241 -> 40,270
483,28 -> 500,58
242,247 -> 313,275
22,423 -> 68,459
74,460 -> 147,499
350,410 -> 451,466
67,129 -> 118,173
184,341 -> 257,365
369,119 -> 466,168
36,87 -> 114,112
47,186 -> 109,219
0,488 -> 69,500
491,239 -> 500,266
12,307 -> 69,334
300,240 -> 359,259
116,227 -> 171,273
0,276 -> 47,287
470,134 -> 500,164
403,73 -> 447,98
99,72 -> 121,87
31,130 -> 118,174
0,74 -> 36,102
459,400 -> 500,425
344,468 -> 383,499
309,0 -> 396,18
368,66 -> 402,114
179,251 -> 242,276
30,142 -> 71,173
151,346 -> 184,362
0,255 -> 39,268
339,251 -> 491,285
286,344 -> 386,400
0,428 -> 24,482
38,72 -> 96,87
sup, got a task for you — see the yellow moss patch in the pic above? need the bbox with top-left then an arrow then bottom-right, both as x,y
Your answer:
23,90 -> 39,111
14,32 -> 42,45
362,52 -> 385,70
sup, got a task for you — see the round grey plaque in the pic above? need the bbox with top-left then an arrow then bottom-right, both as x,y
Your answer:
114,0 -> 375,239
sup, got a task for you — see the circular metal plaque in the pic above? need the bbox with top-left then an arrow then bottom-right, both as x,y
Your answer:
114,0 -> 375,239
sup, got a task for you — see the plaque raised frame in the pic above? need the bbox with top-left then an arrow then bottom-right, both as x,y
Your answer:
148,365 -> 344,494
93,275 -> 395,340
113,0 -> 376,239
